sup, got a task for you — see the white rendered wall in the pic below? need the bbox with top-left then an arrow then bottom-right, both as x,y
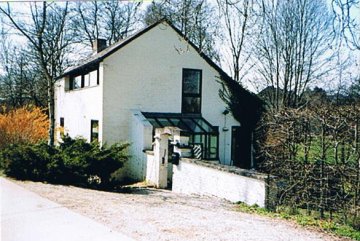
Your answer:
172,160 -> 267,207
146,152 -> 156,185
102,22 -> 240,168
54,66 -> 103,143
122,110 -> 153,180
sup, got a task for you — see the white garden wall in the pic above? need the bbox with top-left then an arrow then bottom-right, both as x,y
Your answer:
123,111 -> 153,180
172,159 -> 270,207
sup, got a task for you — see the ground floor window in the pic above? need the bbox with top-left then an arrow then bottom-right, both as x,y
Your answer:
59,117 -> 64,136
189,128 -> 219,160
90,120 -> 99,142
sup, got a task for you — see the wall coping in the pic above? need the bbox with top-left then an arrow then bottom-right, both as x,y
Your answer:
180,158 -> 273,181
145,150 -> 154,155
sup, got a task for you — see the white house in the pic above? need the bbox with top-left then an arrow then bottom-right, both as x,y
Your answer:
55,20 -> 252,182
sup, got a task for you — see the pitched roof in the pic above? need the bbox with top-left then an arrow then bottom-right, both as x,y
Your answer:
58,20 -> 163,78
58,19 -> 232,82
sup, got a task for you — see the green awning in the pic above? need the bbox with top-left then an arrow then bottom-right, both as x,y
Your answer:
142,112 -> 218,134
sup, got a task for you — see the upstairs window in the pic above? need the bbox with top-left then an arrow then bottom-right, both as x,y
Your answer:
71,75 -> 82,90
90,120 -> 99,142
68,65 -> 99,91
182,69 -> 202,114
84,73 -> 90,87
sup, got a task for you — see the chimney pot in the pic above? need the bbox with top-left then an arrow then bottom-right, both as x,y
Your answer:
93,39 -> 107,53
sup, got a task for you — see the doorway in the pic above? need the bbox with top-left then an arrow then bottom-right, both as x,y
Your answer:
231,126 -> 252,169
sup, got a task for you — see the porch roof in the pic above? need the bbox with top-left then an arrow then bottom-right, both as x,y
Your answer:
142,112 -> 218,135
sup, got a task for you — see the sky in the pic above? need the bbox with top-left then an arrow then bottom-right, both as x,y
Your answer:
0,0 -> 359,93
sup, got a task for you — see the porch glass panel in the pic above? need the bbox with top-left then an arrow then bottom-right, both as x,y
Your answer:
142,112 -> 219,160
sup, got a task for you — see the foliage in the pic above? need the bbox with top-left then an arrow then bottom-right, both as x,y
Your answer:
0,136 -> 129,188
0,2 -> 73,146
219,74 -> 264,130
0,106 -> 49,149
257,103 -> 360,230
219,74 -> 264,168
237,202 -> 360,240
0,142 -> 54,181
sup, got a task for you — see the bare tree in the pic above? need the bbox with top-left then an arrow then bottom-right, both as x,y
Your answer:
144,0 -> 220,61
332,0 -> 360,50
217,0 -> 255,82
71,1 -> 140,48
255,0 -> 335,109
0,2 -> 72,146
0,44 -> 46,107
257,103 -> 359,225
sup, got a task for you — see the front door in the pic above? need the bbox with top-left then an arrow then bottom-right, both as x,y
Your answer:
231,126 -> 252,169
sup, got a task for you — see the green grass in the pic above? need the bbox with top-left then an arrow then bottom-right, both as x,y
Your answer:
236,203 -> 360,240
294,137 -> 358,164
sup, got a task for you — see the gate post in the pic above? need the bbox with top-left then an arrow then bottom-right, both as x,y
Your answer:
153,128 -> 171,188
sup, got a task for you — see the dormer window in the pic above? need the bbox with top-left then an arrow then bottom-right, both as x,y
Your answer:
182,69 -> 202,114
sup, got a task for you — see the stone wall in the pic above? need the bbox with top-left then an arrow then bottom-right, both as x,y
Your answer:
172,159 -> 273,207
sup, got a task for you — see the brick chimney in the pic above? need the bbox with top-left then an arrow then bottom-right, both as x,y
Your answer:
92,39 -> 107,54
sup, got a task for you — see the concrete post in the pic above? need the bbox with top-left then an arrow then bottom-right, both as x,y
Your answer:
153,128 -> 170,188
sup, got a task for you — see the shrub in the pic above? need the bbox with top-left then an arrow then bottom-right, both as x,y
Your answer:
0,136 -> 129,188
0,106 -> 49,149
0,142 -> 55,181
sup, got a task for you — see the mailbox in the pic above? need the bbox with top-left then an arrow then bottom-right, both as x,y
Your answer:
170,152 -> 180,165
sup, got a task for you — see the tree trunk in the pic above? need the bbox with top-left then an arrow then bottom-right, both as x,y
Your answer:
48,78 -> 55,146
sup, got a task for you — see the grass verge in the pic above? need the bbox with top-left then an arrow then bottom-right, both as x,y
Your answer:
236,203 -> 360,240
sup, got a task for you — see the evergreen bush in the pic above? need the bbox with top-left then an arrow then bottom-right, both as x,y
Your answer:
0,135 -> 129,188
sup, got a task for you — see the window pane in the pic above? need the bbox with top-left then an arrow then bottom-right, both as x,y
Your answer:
91,120 -> 99,142
157,118 -> 172,127
89,70 -> 98,86
60,117 -> 64,127
183,70 -> 200,94
84,74 -> 90,87
182,118 -> 203,133
73,75 -> 82,89
209,134 -> 218,159
182,97 -> 201,113
147,118 -> 161,128
60,117 -> 65,136
170,118 -> 190,132
193,118 -> 213,132
193,134 -> 202,143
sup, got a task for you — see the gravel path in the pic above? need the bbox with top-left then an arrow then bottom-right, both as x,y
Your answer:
13,180 -> 345,241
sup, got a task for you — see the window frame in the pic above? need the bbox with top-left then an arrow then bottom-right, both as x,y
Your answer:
67,65 -> 99,91
59,117 -> 65,136
90,120 -> 99,142
60,117 -> 64,128
181,68 -> 202,114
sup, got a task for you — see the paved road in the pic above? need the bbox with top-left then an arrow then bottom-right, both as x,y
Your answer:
0,177 -> 133,241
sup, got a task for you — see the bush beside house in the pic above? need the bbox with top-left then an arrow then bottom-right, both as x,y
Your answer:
0,135 -> 129,189
0,106 -> 49,149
